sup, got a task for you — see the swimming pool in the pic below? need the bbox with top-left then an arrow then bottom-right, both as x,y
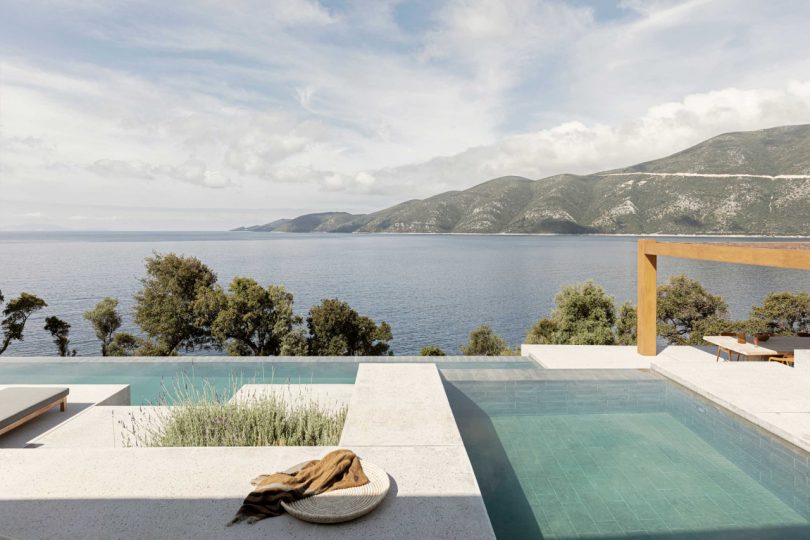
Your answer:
0,356 -> 538,403
445,370 -> 810,539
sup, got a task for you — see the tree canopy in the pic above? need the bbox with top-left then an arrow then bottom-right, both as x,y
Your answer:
748,291 -> 810,335
656,275 -> 730,345
84,297 -> 123,356
525,281 -> 616,345
0,290 -> 48,355
201,278 -> 306,356
306,299 -> 392,356
420,345 -> 446,356
460,325 -> 513,355
615,302 -> 638,345
44,316 -> 76,356
133,253 -> 218,355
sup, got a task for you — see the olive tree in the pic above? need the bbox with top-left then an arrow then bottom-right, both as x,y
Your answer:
306,299 -> 392,356
106,333 -> 150,356
84,297 -> 123,356
748,292 -> 810,335
200,278 -> 306,356
461,325 -> 514,355
0,290 -> 48,355
525,281 -> 616,345
133,253 -> 218,355
44,316 -> 76,356
615,302 -> 637,345
657,275 -> 729,345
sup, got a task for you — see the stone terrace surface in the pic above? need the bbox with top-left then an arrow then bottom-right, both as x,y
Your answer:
0,445 -> 489,540
521,344 -> 654,369
654,347 -> 810,453
0,384 -> 129,449
0,364 -> 495,540
340,363 -> 463,447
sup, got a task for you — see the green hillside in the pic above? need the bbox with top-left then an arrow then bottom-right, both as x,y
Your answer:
238,124 -> 810,235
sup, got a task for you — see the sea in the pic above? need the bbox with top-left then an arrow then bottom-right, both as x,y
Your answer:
1,231 -> 809,356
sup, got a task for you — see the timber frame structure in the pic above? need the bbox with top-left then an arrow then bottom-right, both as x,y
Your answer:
637,239 -> 810,356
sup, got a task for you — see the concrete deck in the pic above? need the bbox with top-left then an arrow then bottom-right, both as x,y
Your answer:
36,384 -> 357,449
340,364 -> 463,447
0,384 -> 130,449
654,347 -> 810,453
0,364 -> 494,540
0,445 -> 491,540
521,344 -> 654,369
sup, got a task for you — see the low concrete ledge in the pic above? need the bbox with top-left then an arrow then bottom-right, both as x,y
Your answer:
521,344 -> 653,369
796,349 -> 809,370
339,364 -> 463,447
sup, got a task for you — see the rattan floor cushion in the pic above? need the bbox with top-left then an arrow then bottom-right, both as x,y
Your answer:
281,460 -> 390,524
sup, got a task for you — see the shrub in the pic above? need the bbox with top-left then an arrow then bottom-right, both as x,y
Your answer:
121,377 -> 347,447
525,281 -> 616,345
615,302 -> 637,345
461,325 -> 515,355
420,345 -> 446,356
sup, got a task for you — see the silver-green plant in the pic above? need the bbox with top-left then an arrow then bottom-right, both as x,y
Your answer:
120,375 -> 347,447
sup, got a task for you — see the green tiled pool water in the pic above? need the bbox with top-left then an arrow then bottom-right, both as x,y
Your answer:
446,372 -> 810,539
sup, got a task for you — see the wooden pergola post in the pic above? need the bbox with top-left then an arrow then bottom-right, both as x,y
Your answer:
637,240 -> 658,356
635,238 -> 810,356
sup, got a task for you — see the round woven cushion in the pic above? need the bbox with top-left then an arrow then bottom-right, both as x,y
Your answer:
281,460 -> 390,524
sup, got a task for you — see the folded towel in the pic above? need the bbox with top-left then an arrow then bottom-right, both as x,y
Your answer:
230,449 -> 369,525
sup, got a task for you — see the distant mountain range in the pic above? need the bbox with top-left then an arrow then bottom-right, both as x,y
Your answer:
234,124 -> 810,235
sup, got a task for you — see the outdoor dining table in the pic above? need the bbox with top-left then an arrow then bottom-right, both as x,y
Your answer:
703,335 -> 810,361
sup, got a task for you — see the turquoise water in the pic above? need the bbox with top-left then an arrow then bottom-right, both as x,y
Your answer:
2,232 -> 810,356
0,357 -> 538,403
0,361 -> 358,403
447,374 -> 810,539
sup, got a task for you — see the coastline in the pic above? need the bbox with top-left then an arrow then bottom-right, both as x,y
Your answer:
230,230 -> 810,239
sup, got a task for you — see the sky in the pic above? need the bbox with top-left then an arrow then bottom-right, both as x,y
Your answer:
2,0 -> 810,231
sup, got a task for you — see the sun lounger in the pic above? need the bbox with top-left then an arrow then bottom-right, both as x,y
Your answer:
0,387 -> 69,437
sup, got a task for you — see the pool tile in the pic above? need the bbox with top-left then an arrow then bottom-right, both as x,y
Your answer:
448,379 -> 810,539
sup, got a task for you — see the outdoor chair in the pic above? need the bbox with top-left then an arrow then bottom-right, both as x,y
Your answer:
0,387 -> 69,437
768,354 -> 795,367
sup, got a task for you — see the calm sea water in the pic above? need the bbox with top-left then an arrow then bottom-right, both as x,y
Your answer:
1,232 -> 809,356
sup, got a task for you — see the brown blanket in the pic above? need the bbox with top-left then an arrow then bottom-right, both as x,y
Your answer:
230,449 -> 369,524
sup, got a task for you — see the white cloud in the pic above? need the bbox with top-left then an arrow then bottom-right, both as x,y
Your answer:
1,0 -> 810,230
355,81 -> 810,195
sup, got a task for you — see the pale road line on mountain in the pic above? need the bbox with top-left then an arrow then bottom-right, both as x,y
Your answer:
599,172 -> 810,179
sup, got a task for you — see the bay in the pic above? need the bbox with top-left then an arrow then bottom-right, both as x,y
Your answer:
1,231 -> 809,356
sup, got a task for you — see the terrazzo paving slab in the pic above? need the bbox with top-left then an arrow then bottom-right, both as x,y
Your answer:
521,345 -> 655,369
0,384 -> 130,449
0,445 -> 494,540
339,363 -> 463,447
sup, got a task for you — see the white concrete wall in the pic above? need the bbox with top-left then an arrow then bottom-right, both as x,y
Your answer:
795,349 -> 810,369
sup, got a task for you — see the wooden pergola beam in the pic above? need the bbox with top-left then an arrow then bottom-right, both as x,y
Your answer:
636,239 -> 810,356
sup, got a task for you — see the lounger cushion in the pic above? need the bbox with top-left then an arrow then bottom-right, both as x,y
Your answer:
0,387 -> 69,430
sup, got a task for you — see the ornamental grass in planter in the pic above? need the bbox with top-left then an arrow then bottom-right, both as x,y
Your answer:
121,375 -> 347,447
